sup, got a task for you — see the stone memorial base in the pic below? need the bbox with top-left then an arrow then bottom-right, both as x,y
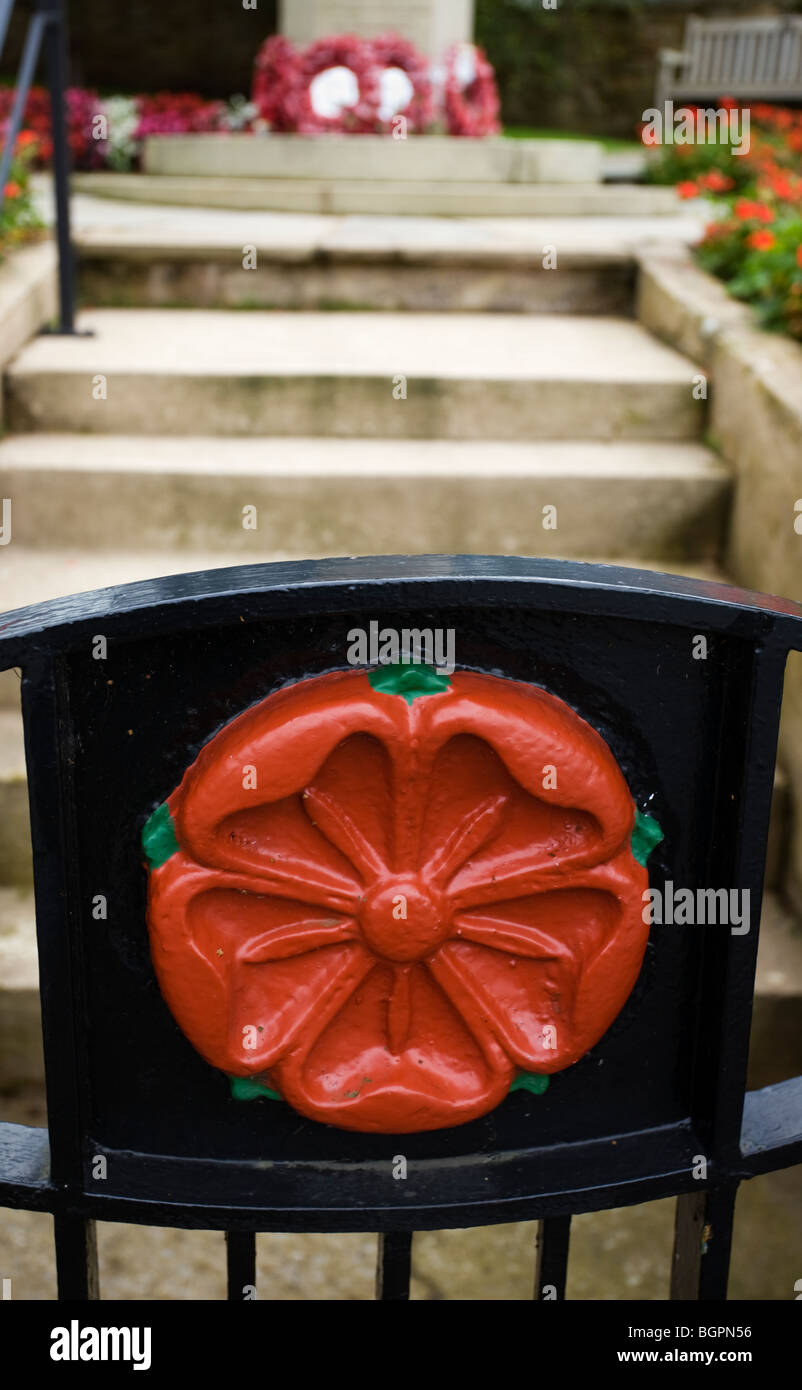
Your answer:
142,134 -> 603,186
73,170 -> 680,217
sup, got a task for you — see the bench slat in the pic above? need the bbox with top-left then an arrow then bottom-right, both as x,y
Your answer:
660,16 -> 802,103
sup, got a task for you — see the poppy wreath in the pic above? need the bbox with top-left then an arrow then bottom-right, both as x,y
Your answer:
143,667 -> 660,1134
294,34 -> 381,134
370,32 -> 434,134
251,35 -> 305,132
442,43 -> 501,138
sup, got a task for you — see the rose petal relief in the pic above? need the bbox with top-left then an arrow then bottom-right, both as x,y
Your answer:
144,669 -> 653,1133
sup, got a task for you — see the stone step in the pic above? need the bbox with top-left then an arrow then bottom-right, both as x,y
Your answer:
4,310 -> 706,442
0,711 -> 30,887
77,233 -> 636,315
73,209 -> 706,314
51,182 -> 703,316
0,436 -> 729,557
71,172 -> 683,219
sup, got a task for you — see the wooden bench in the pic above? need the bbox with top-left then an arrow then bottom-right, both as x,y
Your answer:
657,15 -> 802,109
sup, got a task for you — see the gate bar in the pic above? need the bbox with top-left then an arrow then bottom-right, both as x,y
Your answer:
670,1185 -> 738,1300
534,1215 -> 572,1300
376,1232 -> 412,1300
225,1231 -> 256,1301
54,1213 -> 99,1300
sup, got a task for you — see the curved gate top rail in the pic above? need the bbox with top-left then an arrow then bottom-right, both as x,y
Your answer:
1,555 -> 801,1301
1,554 -> 802,658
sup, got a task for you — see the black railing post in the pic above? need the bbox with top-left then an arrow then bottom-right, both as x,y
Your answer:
0,7 -> 49,196
0,0 -> 15,55
39,0 -> 75,333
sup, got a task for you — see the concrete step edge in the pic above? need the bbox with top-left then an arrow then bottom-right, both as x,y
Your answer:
0,435 -> 730,480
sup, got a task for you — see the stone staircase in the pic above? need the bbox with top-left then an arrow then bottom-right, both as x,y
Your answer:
5,308 -> 706,440
3,204 -> 798,1103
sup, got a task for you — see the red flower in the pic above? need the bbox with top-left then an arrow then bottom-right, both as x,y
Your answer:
746,229 -> 776,251
766,170 -> 794,200
699,170 -> 734,193
676,180 -> 699,199
702,219 -> 734,241
145,669 -> 651,1133
3,181 -> 21,200
135,91 -> 224,139
735,199 -> 775,223
795,245 -> 802,268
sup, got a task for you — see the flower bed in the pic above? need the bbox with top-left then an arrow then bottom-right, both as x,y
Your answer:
0,131 -> 43,260
0,86 -> 255,174
645,102 -> 802,340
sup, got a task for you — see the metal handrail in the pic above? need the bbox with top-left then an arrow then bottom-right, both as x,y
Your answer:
0,0 -> 75,332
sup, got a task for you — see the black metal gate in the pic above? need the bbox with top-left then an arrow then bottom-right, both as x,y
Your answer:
1,555 -> 801,1301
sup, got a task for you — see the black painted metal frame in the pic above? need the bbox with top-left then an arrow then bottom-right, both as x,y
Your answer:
0,0 -> 75,333
1,555 -> 801,1301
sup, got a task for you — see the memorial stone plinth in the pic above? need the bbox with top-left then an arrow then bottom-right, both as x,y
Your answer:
279,0 -> 475,58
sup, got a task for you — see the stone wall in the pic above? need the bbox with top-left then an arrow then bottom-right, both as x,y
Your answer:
716,334 -> 802,914
637,250 -> 802,912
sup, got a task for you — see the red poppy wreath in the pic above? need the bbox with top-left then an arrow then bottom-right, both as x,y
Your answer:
252,35 -> 304,132
294,35 -> 380,134
442,42 -> 501,137
143,667 -> 661,1134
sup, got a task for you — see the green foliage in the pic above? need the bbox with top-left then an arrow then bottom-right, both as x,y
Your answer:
476,0 -> 675,137
643,138 -> 754,192
698,211 -> 802,337
0,135 -> 43,259
650,105 -> 802,340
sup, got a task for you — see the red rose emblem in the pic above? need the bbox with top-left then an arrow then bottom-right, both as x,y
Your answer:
144,669 -> 653,1133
